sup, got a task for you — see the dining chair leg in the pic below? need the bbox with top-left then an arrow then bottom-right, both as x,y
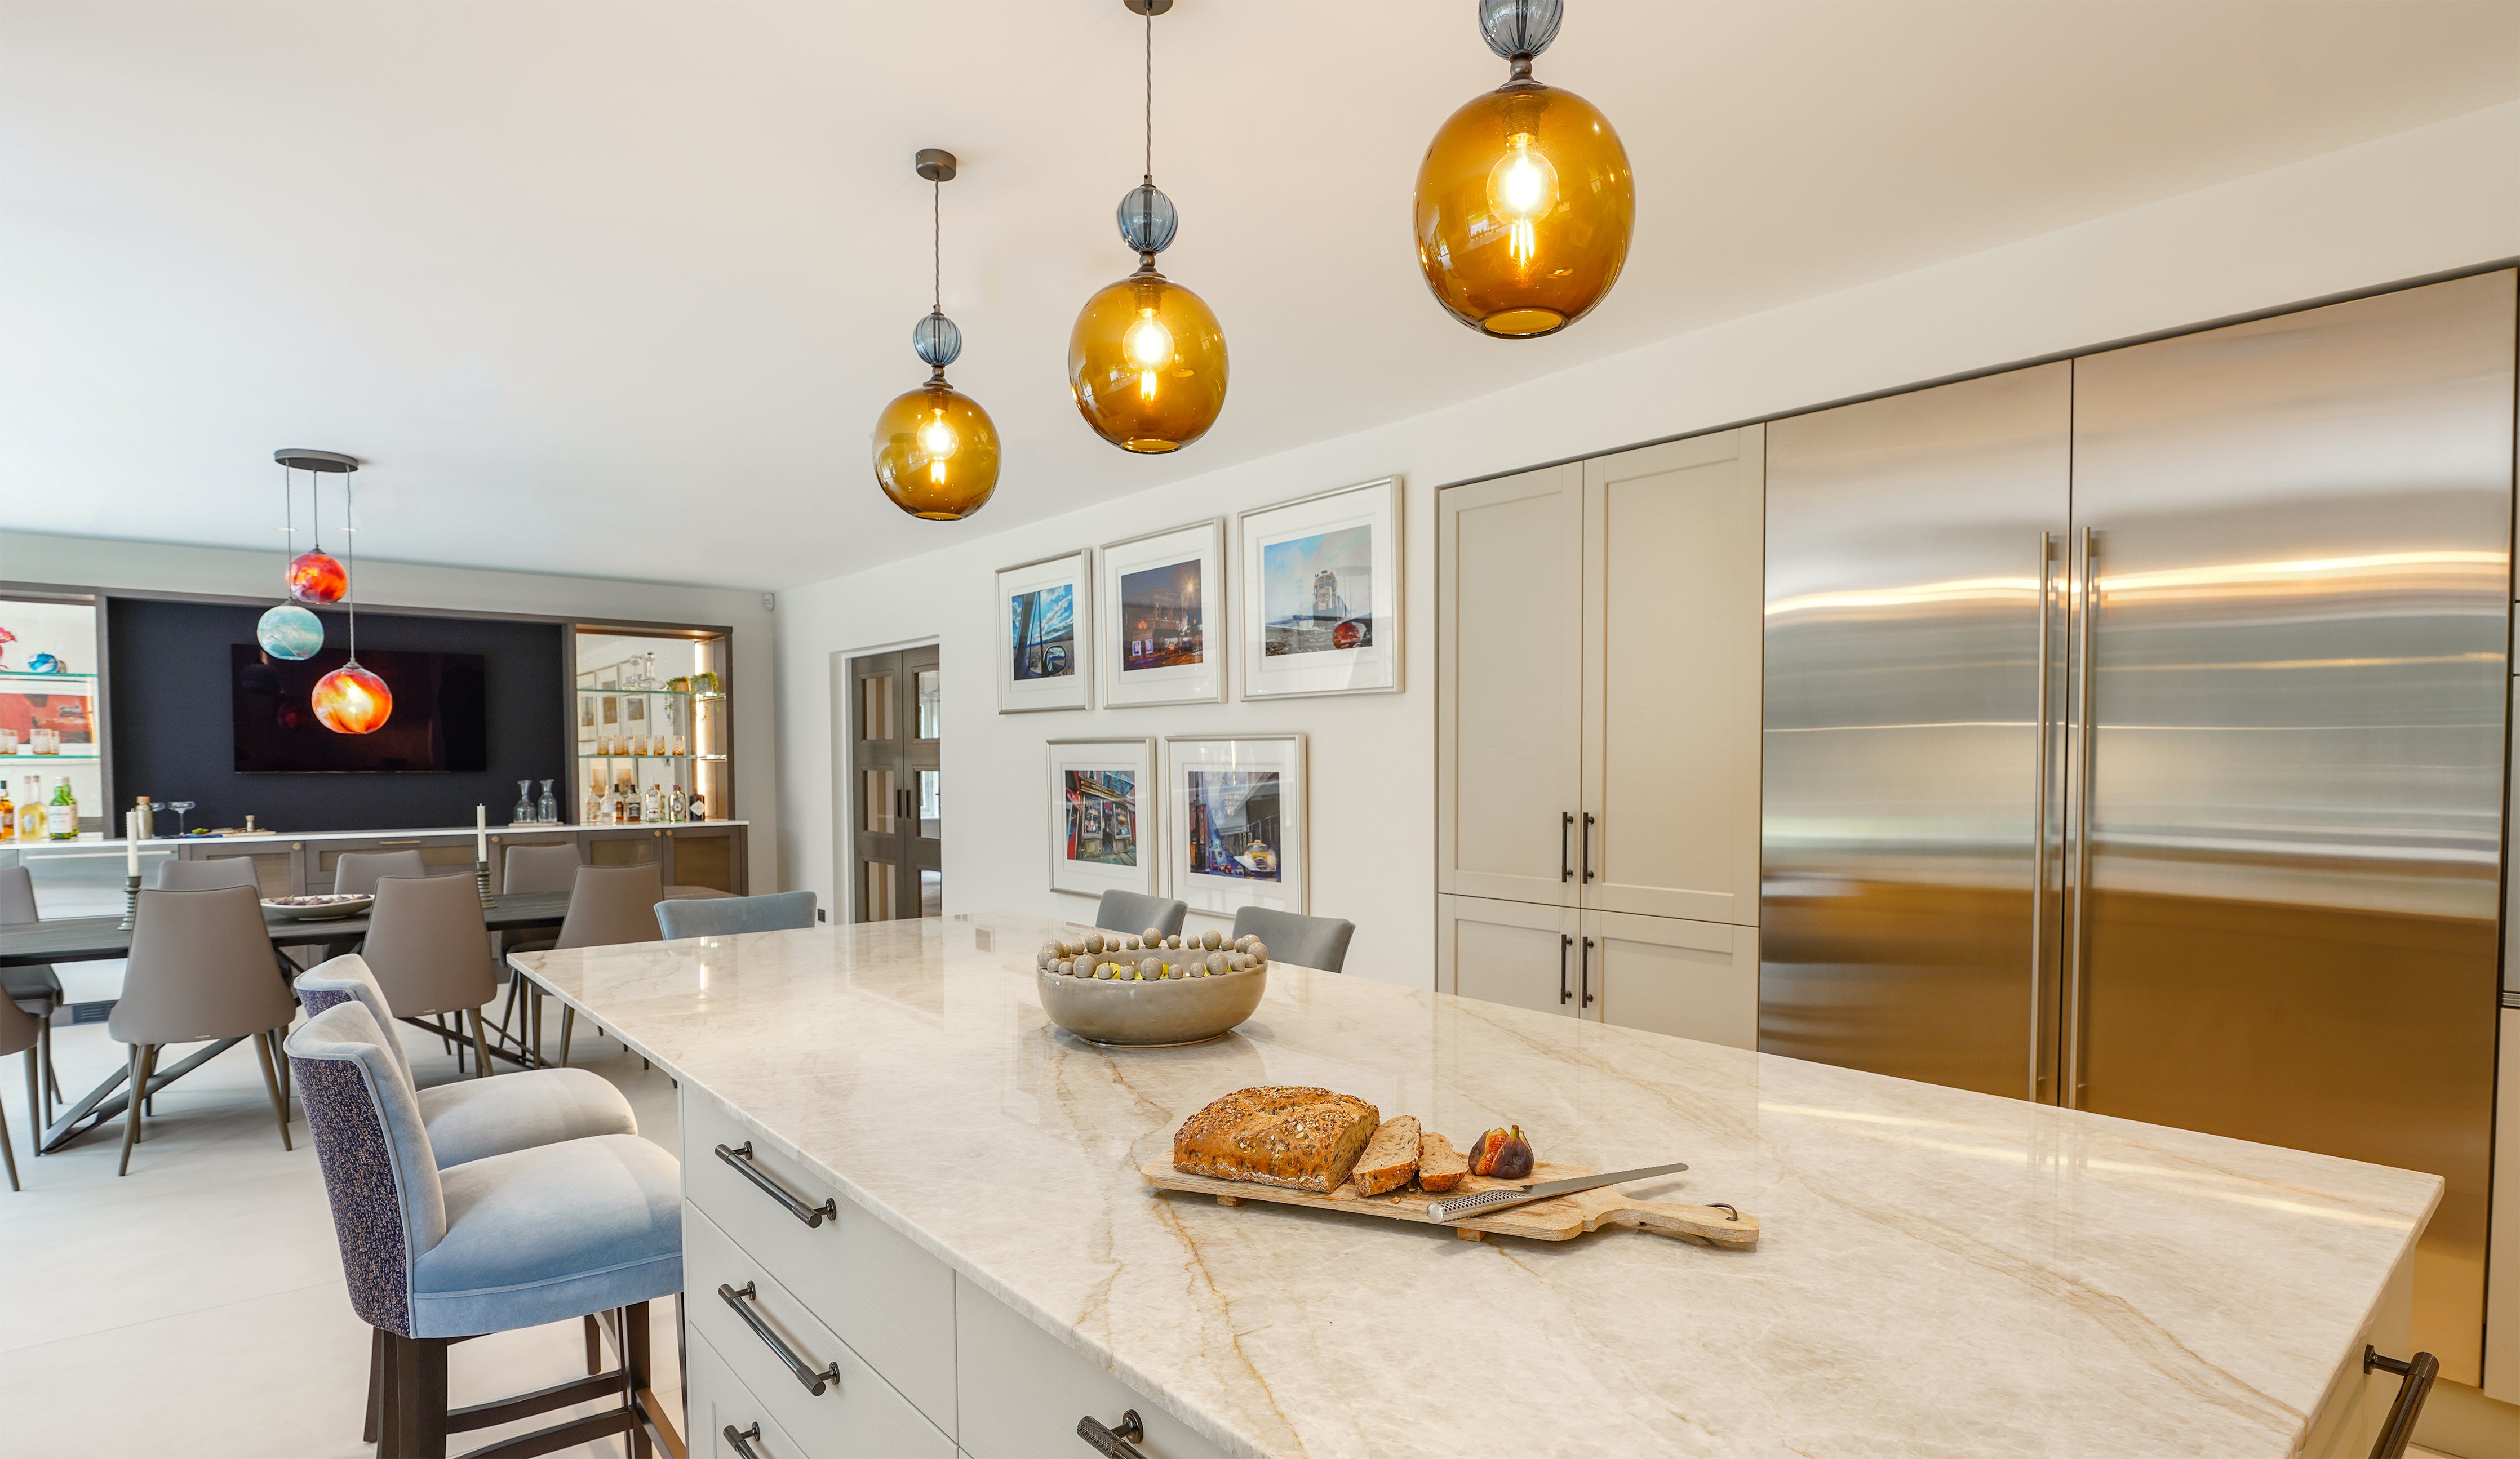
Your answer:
584,1311 -> 601,1374
38,1017 -> 57,1123
117,1043 -> 151,1176
558,1006 -> 574,1067
22,1048 -> 38,1162
0,1081 -> 19,1192
275,1029 -> 291,1110
467,1011 -> 490,1079
363,1327 -> 386,1446
252,1029 -> 292,1151
530,985 -> 544,1066
387,1331 -> 449,1459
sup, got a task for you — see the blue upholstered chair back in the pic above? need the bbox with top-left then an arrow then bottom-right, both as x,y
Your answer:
295,954 -> 414,1088
1094,890 -> 1187,938
1229,906 -> 1356,974
287,999 -> 446,1337
654,890 -> 818,940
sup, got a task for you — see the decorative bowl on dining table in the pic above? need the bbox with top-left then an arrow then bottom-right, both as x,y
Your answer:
260,893 -> 374,922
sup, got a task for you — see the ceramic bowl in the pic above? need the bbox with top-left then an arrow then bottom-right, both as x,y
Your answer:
1036,964 -> 1267,1046
260,893 -> 374,922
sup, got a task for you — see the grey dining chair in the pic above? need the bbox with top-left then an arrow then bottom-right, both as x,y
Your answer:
1094,890 -> 1187,939
546,862 -> 664,1066
491,842 -> 582,1043
0,866 -> 63,1126
0,981 -> 39,1191
155,856 -> 263,892
363,874 -> 499,1078
655,889 -> 817,940
1230,906 -> 1356,975
335,849 -> 427,896
107,885 -> 299,1175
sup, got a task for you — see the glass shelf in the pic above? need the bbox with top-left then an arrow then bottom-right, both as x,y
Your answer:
2,753 -> 99,763
0,670 -> 97,683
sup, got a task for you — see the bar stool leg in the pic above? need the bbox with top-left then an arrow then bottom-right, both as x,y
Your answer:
627,1301 -> 655,1459
387,1332 -> 449,1459
363,1327 -> 386,1446
584,1312 -> 601,1375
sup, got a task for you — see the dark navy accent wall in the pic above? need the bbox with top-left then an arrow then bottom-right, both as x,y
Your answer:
107,598 -> 567,833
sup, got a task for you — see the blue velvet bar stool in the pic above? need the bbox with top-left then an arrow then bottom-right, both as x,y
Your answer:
653,889 -> 818,940
287,999 -> 682,1459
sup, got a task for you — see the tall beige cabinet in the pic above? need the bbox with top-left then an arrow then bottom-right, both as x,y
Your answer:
1436,427 -> 1765,1047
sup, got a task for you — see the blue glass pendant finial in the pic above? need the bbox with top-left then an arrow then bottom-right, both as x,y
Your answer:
1479,0 -> 1561,60
1116,181 -> 1178,256
913,311 -> 962,370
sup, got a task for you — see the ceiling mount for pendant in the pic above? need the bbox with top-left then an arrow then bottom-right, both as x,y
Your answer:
273,448 -> 360,473
913,148 -> 957,183
1121,0 -> 1171,15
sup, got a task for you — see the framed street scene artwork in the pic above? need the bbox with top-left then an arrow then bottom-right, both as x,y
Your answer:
1165,733 -> 1306,915
1048,737 -> 1157,898
997,550 -> 1093,713
1238,476 -> 1401,699
1098,518 -> 1226,708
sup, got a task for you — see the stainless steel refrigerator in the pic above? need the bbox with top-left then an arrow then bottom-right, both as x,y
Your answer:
1761,269 -> 2517,1379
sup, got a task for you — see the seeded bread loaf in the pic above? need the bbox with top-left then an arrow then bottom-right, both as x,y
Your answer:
1350,1116 -> 1421,1196
1416,1131 -> 1468,1193
1172,1086 -> 1382,1194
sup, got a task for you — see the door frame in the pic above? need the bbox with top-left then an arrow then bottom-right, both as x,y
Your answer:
830,636 -> 940,924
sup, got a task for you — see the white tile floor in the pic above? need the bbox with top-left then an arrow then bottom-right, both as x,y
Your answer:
0,1012 -> 684,1459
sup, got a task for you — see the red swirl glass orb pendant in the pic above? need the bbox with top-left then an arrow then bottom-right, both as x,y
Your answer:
288,549 -> 347,604
312,661 -> 392,734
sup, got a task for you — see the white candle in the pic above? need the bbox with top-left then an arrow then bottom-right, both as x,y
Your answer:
126,808 -> 139,875
476,804 -> 487,864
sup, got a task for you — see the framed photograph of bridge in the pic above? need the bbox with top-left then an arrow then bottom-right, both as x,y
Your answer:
1237,477 -> 1400,700
1098,518 -> 1226,709
997,549 -> 1093,713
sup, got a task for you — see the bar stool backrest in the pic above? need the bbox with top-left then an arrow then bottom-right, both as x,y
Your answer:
108,886 -> 298,1044
287,999 -> 446,1337
1094,890 -> 1187,938
555,863 -> 665,951
655,890 -> 817,940
362,874 -> 496,1020
1229,906 -> 1356,975
0,865 -> 36,924
336,849 -> 427,896
155,857 -> 261,892
502,842 -> 582,896
295,954 -> 414,1088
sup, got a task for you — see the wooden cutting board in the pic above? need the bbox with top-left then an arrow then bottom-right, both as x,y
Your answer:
1139,1159 -> 1758,1249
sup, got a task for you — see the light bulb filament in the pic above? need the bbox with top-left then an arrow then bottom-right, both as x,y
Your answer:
1485,132 -> 1560,268
1125,310 -> 1173,401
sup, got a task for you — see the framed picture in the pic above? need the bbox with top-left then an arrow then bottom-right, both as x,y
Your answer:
1165,733 -> 1306,915
1098,518 -> 1226,708
1238,476 -> 1401,699
1048,737 -> 1158,898
997,550 -> 1093,713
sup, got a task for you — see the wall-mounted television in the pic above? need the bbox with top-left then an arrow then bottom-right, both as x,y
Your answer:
231,646 -> 488,773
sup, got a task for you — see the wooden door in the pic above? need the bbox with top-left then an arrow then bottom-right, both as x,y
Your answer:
1436,464 -> 1586,909
1581,428 -> 1765,926
1438,893 -> 1582,1018
851,647 -> 942,921
1585,909 -> 1758,1048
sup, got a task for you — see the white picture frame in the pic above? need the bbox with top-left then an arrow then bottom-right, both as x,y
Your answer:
1097,518 -> 1227,709
1048,737 -> 1159,899
1238,476 -> 1402,700
996,550 -> 1093,713
1164,733 -> 1306,915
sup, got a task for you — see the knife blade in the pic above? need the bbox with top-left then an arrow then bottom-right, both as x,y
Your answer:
1425,1160 -> 1691,1224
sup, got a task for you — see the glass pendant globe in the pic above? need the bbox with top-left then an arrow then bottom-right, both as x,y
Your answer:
1068,269 -> 1228,453
873,381 -> 1001,521
312,661 -> 393,735
1414,78 -> 1632,337
287,549 -> 348,604
256,603 -> 325,661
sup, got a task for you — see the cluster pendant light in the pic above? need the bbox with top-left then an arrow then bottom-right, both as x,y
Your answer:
873,150 -> 1001,521
269,449 -> 391,735
1414,0 -> 1632,337
258,452 -> 334,661
1068,0 -> 1227,454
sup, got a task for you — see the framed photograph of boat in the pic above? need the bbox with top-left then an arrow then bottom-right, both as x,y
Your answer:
997,550 -> 1093,713
1237,477 -> 1401,700
1048,737 -> 1157,898
1098,518 -> 1226,709
1164,733 -> 1306,914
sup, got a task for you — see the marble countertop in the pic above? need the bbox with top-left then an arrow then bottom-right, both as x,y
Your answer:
513,913 -> 2438,1458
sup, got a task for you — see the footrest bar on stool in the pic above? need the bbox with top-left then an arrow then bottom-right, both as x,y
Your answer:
451,1408 -> 636,1459
447,1373 -> 625,1434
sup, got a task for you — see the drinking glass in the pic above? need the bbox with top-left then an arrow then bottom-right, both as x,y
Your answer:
168,800 -> 196,837
513,780 -> 535,824
536,780 -> 557,824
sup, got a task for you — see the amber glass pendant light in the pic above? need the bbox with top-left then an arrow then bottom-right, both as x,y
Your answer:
1414,0 -> 1632,338
873,149 -> 1001,521
1068,0 -> 1227,454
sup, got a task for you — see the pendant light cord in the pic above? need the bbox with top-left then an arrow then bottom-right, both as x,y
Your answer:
1143,5 -> 1153,181
281,463 -> 293,561
933,177 -> 941,315
344,473 -> 357,661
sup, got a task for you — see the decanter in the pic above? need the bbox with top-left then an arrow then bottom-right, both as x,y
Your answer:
536,779 -> 557,824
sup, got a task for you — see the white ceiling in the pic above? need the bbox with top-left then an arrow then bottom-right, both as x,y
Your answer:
3,1 -> 2517,589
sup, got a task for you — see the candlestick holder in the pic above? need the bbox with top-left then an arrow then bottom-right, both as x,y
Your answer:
476,860 -> 499,909
120,873 -> 141,931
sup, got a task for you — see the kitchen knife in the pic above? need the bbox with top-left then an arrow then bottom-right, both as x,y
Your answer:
1425,1160 -> 1691,1224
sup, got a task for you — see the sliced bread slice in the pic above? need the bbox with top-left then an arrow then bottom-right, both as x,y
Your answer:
1417,1130 -> 1469,1193
1350,1115 -> 1422,1196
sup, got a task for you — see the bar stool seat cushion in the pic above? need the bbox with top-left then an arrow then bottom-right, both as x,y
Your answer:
414,1071 -> 637,1170
414,1132 -> 681,1338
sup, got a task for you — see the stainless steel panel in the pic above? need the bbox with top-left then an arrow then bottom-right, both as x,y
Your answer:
2067,270 -> 2515,1384
1761,363 -> 2072,1098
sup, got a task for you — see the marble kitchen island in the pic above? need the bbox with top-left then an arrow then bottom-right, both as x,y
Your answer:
513,913 -> 2439,1458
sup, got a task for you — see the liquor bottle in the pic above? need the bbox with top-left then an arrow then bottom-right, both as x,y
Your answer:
622,784 -> 641,823
666,783 -> 686,822
687,792 -> 705,823
583,781 -> 601,825
16,779 -> 38,842
46,776 -> 78,839
0,781 -> 14,841
644,783 -> 662,822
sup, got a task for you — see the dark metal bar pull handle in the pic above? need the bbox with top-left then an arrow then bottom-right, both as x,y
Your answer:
724,1422 -> 766,1459
716,1142 -> 837,1228
2363,1346 -> 2438,1459
1559,934 -> 1572,1005
1561,812 -> 1573,882
1582,812 -> 1596,883
1077,1410 -> 1144,1457
1580,936 -> 1595,1008
716,1283 -> 841,1396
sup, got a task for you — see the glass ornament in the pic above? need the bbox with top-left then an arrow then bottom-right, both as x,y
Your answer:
1116,182 -> 1178,255
1068,266 -> 1228,453
288,549 -> 348,604
312,661 -> 393,735
912,312 -> 962,370
873,380 -> 1001,521
256,603 -> 324,661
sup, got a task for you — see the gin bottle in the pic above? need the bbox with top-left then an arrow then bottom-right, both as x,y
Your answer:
46,776 -> 77,839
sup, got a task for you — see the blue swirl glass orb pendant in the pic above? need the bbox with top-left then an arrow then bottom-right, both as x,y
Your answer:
257,603 -> 325,660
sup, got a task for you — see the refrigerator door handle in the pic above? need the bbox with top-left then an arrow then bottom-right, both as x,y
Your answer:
2065,526 -> 2099,1108
2029,531 -> 2055,1103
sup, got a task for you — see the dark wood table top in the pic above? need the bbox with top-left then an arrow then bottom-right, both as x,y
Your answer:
0,889 -> 576,967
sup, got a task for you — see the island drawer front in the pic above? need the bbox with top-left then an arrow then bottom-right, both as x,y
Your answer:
682,1092 -> 958,1431
689,1325 -> 814,1459
687,1206 -> 956,1459
953,1275 -> 1230,1459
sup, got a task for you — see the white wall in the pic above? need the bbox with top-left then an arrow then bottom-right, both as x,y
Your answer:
774,99 -> 2520,989
0,531 -> 780,887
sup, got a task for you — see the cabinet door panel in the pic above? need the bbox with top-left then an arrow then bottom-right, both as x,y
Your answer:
1439,893 -> 1580,1017
1438,465 -> 1585,908
953,1275 -> 1227,1459
1583,429 -> 1765,924
1589,910 -> 1757,1049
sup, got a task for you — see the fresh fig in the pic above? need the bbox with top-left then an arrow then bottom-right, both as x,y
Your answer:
1466,1126 -> 1534,1180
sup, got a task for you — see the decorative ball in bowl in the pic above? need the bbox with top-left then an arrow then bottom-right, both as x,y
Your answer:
1033,928 -> 1272,1047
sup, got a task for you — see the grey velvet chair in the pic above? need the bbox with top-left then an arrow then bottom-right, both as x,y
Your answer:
1094,890 -> 1187,939
0,866 -> 61,1127
544,863 -> 665,1066
0,983 -> 38,1191
363,874 -> 499,1077
286,999 -> 680,1457
154,856 -> 262,892
335,849 -> 427,896
1230,906 -> 1356,975
655,889 -> 817,940
107,885 -> 299,1175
